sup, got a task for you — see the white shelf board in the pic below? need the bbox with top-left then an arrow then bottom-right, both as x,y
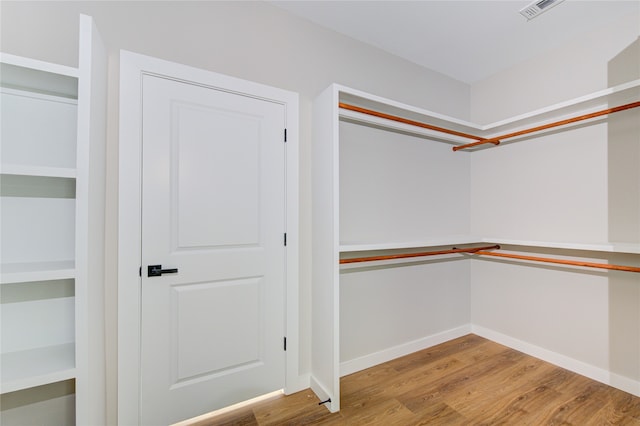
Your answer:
339,108 -> 474,145
339,237 -> 640,255
0,261 -> 75,284
340,236 -> 483,253
482,78 -> 640,133
0,343 -> 76,394
0,52 -> 78,78
0,86 -> 78,104
335,79 -> 640,147
1,164 -> 77,178
336,84 -> 480,131
482,238 -> 640,254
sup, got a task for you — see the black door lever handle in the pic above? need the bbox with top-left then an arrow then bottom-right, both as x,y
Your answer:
148,265 -> 179,277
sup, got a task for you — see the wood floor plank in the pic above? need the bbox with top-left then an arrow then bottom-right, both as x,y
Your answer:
389,334 -> 487,373
410,402 -> 468,425
604,389 -> 640,419
251,390 -> 338,425
446,355 -> 561,422
540,381 -> 630,425
187,409 -> 257,426
187,335 -> 640,426
480,383 -> 565,425
338,337 -> 479,402
342,337 -> 512,413
339,398 -> 419,425
397,346 -> 525,415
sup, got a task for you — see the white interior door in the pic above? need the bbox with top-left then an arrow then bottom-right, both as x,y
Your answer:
140,74 -> 286,425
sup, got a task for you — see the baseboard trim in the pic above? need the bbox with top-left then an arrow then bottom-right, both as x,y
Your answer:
339,324 -> 472,377
472,325 -> 640,398
285,373 -> 310,395
610,372 -> 640,397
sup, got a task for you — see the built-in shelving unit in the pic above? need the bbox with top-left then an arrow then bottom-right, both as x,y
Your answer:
0,53 -> 80,397
312,81 -> 640,412
0,14 -> 106,426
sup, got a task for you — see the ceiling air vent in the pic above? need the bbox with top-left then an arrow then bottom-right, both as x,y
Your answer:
519,0 -> 565,20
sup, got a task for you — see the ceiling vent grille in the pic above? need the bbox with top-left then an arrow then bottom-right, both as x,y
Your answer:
520,0 -> 565,20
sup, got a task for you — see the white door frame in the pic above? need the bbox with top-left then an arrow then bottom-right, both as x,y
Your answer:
117,50 -> 301,425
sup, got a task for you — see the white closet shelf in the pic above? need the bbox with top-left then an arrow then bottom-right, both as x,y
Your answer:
482,78 -> 640,134
0,261 -> 75,284
0,53 -> 78,78
339,107 -> 475,145
480,238 -> 640,255
1,164 -> 77,178
0,53 -> 79,101
339,237 -> 640,255
0,343 -> 75,393
337,79 -> 640,146
340,236 -> 482,253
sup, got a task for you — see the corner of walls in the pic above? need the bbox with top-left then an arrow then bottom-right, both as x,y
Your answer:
469,13 -> 640,125
472,325 -> 640,397
340,325 -> 471,378
468,9 -> 640,401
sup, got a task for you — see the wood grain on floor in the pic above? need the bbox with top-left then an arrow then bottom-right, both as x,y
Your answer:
187,334 -> 640,425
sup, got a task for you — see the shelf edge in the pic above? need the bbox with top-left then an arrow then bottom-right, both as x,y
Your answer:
0,52 -> 79,78
0,261 -> 76,284
1,164 -> 77,179
338,237 -> 640,255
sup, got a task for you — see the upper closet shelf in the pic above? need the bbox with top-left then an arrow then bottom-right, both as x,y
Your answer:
338,85 -> 481,145
0,53 -> 78,77
337,79 -> 640,149
0,53 -> 78,99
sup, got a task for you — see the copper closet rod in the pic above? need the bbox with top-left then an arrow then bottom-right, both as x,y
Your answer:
453,101 -> 640,151
473,250 -> 640,273
339,244 -> 499,264
338,103 -> 496,145
340,245 -> 640,273
338,101 -> 640,152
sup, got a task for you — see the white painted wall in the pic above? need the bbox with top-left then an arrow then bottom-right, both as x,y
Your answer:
338,118 -> 471,371
469,14 -> 640,394
470,14 -> 640,123
0,2 -> 470,423
341,259 -> 471,363
339,121 -> 470,244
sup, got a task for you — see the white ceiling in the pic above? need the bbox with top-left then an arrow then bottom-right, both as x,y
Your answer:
272,0 -> 640,84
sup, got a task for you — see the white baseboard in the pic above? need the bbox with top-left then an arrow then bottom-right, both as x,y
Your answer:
610,372 -> 640,397
285,373 -> 310,395
339,324 -> 472,377
472,325 -> 640,398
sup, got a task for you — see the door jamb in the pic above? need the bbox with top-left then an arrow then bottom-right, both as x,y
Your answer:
117,50 -> 301,425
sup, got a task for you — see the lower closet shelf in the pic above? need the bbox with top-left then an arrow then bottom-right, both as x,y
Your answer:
479,238 -> 640,255
0,261 -> 75,284
339,235 -> 481,252
0,343 -> 76,393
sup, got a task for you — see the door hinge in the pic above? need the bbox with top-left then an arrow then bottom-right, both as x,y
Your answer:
284,128 -> 287,143
284,337 -> 287,351
284,233 -> 287,246
139,266 -> 142,277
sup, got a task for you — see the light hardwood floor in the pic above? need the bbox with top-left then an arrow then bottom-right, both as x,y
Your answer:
189,334 -> 640,425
